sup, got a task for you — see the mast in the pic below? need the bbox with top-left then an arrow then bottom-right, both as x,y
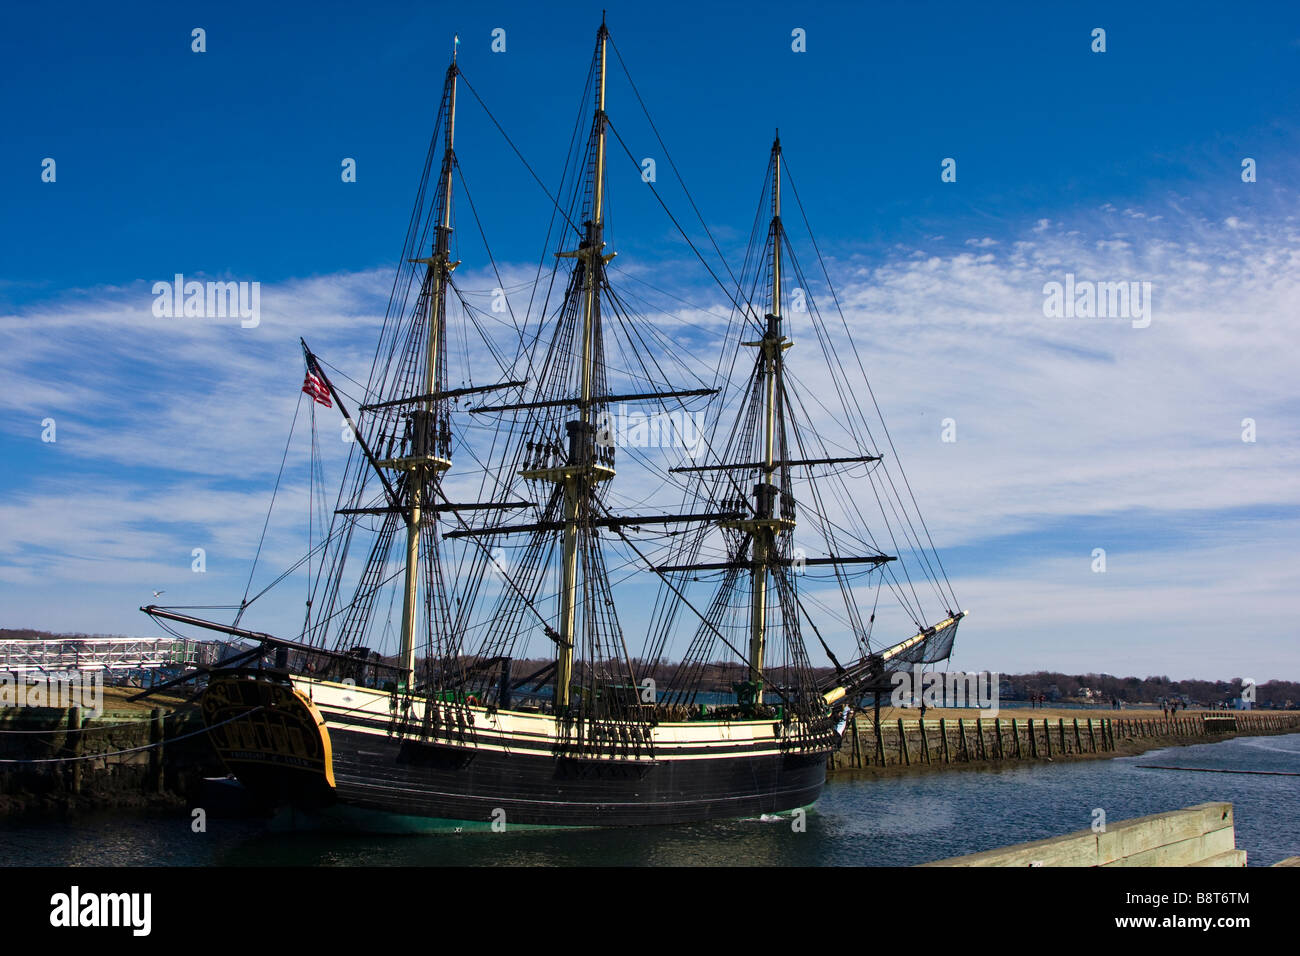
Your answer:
553,17 -> 611,712
748,134 -> 790,704
395,45 -> 459,690
450,17 -> 733,722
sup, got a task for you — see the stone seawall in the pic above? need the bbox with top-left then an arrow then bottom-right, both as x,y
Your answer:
0,705 -> 222,817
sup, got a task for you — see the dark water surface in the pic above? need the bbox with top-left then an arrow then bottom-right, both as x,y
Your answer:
2,733 -> 1296,866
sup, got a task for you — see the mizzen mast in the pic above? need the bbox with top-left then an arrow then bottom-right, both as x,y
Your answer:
391,45 -> 460,690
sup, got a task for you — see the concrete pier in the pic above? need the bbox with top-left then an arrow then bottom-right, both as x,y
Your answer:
920,802 -> 1246,867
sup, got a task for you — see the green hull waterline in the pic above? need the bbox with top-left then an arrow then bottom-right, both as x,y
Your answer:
270,802 -> 819,835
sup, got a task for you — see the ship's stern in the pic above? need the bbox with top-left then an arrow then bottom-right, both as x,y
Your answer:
199,673 -> 336,812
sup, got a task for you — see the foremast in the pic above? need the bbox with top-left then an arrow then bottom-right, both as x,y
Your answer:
657,135 -> 900,720
740,135 -> 793,704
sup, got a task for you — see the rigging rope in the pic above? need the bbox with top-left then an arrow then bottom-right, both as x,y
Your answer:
234,389 -> 305,629
783,154 -> 959,610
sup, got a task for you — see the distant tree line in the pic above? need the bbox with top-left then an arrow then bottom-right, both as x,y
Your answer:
4,629 -> 1295,707
994,671 -> 1298,708
0,628 -> 141,641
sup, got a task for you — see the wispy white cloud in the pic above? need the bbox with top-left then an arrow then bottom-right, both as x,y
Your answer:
2,198 -> 1297,677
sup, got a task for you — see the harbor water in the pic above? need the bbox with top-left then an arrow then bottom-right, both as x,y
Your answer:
2,732 -> 1296,866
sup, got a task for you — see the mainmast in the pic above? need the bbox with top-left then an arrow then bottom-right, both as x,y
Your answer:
446,17 -> 735,722
547,18 -> 614,711
394,47 -> 460,690
745,134 -> 792,704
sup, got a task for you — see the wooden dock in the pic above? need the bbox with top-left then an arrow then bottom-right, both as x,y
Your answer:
831,710 -> 1300,773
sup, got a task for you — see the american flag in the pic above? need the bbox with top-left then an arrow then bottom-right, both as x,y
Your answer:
301,364 -> 332,407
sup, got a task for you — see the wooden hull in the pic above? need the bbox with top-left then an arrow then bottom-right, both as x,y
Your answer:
200,673 -> 830,830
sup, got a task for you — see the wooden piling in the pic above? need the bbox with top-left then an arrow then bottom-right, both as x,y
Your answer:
957,718 -> 969,761
939,718 -> 951,763
149,707 -> 164,793
1028,719 -> 1038,758
898,718 -> 910,766
1059,718 -> 1067,753
1087,718 -> 1097,753
1074,718 -> 1082,754
975,718 -> 986,760
1043,719 -> 1052,757
66,707 -> 81,795
994,718 -> 1004,759
919,717 -> 931,764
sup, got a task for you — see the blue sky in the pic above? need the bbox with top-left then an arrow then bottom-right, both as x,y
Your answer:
4,1 -> 1294,287
1,1 -> 1298,680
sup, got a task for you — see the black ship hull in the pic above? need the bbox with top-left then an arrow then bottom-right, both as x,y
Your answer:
201,674 -> 830,832
318,729 -> 826,831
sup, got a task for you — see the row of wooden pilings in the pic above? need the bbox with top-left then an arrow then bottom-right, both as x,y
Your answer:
835,711 -> 1300,770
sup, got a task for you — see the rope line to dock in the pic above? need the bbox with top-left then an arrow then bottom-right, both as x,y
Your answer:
1136,764 -> 1300,776
0,707 -> 262,764
0,707 -> 199,734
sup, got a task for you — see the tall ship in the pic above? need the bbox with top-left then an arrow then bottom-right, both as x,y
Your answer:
142,18 -> 966,831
